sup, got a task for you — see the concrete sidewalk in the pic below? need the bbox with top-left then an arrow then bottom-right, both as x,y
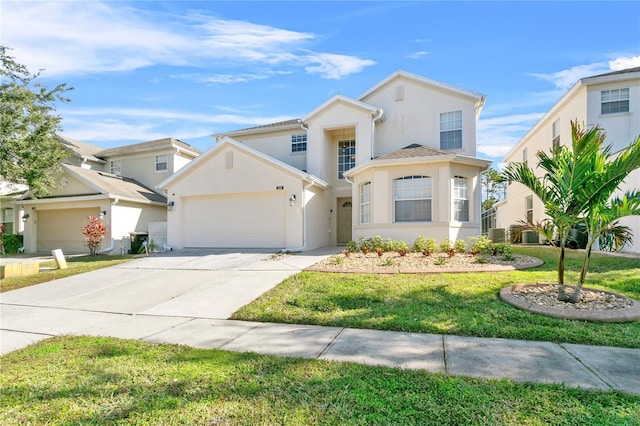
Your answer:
2,247 -> 639,395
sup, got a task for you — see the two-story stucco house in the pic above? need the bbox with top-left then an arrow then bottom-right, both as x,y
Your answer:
9,136 -> 200,254
494,66 -> 640,253
159,70 -> 491,251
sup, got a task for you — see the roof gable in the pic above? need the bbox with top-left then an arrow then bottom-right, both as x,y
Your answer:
358,70 -> 485,103
96,138 -> 201,158
58,135 -> 106,164
301,94 -> 379,122
58,164 -> 166,203
159,137 -> 327,190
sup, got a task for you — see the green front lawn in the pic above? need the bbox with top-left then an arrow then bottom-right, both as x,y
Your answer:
0,255 -> 135,293
233,247 -> 640,348
1,336 -> 638,425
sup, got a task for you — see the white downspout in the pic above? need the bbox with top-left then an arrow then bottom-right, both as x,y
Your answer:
98,198 -> 119,254
371,108 -> 384,159
282,179 -> 315,253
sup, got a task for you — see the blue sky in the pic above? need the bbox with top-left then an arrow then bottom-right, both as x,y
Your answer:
2,1 -> 639,166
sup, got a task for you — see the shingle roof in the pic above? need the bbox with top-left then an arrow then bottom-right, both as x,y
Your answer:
374,144 -> 450,161
58,135 -> 105,163
64,164 -> 166,203
96,138 -> 200,157
588,66 -> 640,79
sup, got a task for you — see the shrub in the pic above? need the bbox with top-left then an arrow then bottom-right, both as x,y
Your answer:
1,233 -> 23,254
475,255 -> 490,264
492,242 -> 513,257
396,241 -> 409,256
439,238 -> 452,253
454,239 -> 467,254
346,240 -> 357,253
375,247 -> 384,257
468,235 -> 493,255
81,216 -> 107,255
412,235 -> 428,253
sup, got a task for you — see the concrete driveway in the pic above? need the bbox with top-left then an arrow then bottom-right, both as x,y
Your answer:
0,247 -> 337,355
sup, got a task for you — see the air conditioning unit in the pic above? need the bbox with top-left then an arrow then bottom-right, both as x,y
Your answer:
522,230 -> 540,244
488,228 -> 506,243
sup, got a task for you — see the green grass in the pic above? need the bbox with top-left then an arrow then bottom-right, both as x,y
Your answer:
0,255 -> 135,292
233,247 -> 640,348
1,336 -> 638,425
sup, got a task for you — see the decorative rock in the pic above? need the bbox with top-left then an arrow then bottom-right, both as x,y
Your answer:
500,284 -> 640,323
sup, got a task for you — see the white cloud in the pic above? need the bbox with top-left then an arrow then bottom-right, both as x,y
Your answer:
476,113 -> 544,159
609,56 -> 640,70
531,55 -> 640,91
304,53 -> 377,79
1,1 -> 375,79
531,63 -> 609,90
407,51 -> 429,60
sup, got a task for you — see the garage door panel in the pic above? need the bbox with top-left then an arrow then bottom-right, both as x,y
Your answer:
183,193 -> 285,248
37,208 -> 99,253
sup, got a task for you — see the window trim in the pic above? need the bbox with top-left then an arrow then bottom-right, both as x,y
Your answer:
525,195 -> 533,223
393,175 -> 432,223
440,110 -> 463,150
1,207 -> 14,234
337,139 -> 356,180
155,154 -> 168,173
552,119 -> 560,149
601,88 -> 630,115
110,160 -> 122,175
453,176 -> 469,222
359,181 -> 371,224
291,134 -> 307,153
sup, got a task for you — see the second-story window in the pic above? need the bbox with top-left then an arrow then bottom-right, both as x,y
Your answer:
440,110 -> 462,150
601,88 -> 629,114
155,155 -> 168,172
552,119 -> 560,149
338,139 -> 356,179
110,160 -> 121,175
291,134 -> 307,153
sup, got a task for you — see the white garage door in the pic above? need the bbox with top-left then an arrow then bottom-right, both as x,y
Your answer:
183,193 -> 286,248
37,208 -> 99,253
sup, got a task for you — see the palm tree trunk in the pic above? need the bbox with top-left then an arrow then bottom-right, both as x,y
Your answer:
557,245 -> 569,301
569,244 -> 593,303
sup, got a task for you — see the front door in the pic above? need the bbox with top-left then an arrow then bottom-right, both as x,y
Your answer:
337,197 -> 352,244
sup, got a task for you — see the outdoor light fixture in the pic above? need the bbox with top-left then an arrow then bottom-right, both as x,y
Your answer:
22,213 -> 29,223
99,210 -> 107,220
167,201 -> 175,211
288,194 -> 297,207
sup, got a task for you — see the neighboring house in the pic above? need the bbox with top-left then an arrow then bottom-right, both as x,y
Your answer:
12,136 -> 200,254
160,70 -> 491,251
494,66 -> 640,253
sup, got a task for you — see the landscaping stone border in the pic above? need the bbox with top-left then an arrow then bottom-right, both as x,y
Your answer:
305,257 -> 544,274
500,284 -> 640,323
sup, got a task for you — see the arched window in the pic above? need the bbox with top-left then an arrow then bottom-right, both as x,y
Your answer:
394,176 -> 432,222
454,176 -> 469,221
360,182 -> 371,224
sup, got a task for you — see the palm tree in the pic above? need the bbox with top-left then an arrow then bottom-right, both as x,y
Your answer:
503,121 -> 640,302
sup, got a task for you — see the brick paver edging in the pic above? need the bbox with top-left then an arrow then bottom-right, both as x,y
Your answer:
500,284 -> 640,323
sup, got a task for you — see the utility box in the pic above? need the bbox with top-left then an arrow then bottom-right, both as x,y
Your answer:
522,230 -> 540,244
488,228 -> 506,243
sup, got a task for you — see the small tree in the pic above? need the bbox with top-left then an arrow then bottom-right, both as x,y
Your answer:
504,120 -> 640,302
0,46 -> 72,198
81,216 -> 106,255
481,167 -> 506,211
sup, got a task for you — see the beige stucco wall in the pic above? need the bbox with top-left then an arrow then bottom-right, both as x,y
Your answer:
349,160 -> 484,245
164,143 -> 317,250
497,75 -> 640,253
361,75 -> 480,158
306,101 -> 373,186
496,87 -> 588,234
106,148 -> 194,190
232,128 -> 307,172
111,201 -> 167,254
